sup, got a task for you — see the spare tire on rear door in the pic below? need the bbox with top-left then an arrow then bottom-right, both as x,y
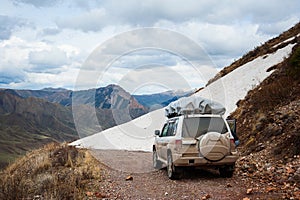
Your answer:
198,132 -> 230,162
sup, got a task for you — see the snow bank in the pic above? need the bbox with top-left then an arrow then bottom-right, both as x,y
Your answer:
71,108 -> 166,151
70,44 -> 295,152
272,36 -> 297,48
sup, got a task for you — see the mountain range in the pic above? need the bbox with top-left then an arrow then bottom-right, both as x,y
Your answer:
0,84 -> 186,167
133,90 -> 192,110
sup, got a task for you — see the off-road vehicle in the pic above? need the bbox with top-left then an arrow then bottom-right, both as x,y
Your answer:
153,113 -> 239,179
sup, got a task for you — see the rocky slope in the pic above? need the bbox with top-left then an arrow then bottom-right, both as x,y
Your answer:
229,32 -> 300,199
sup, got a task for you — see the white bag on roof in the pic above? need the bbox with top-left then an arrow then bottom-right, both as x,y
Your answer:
165,96 -> 226,118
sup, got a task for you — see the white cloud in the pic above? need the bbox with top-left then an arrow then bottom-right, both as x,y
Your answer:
58,0 -> 300,28
29,47 -> 68,69
0,36 -> 82,89
258,16 -> 300,35
0,67 -> 27,85
40,28 -> 61,36
0,15 -> 26,40
12,0 -> 61,8
27,67 -> 80,89
0,0 -> 299,93
56,8 -> 109,32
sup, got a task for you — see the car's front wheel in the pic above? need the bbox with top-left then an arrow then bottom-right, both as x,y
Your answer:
153,150 -> 162,169
167,153 -> 179,179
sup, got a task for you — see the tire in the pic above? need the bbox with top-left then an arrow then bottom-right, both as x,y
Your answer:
153,150 -> 162,169
219,165 -> 235,178
167,153 -> 180,179
199,132 -> 229,162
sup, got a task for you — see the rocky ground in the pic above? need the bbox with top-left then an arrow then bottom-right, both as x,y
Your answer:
236,153 -> 300,200
84,150 -> 300,200
1,144 -> 299,199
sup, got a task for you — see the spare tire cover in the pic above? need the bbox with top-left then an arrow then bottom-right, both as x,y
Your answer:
199,132 -> 230,161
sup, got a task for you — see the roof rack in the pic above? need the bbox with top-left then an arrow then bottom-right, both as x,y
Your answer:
165,96 -> 226,118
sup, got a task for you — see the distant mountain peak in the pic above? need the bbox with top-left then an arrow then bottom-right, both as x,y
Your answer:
2,89 -> 23,98
41,87 -> 69,92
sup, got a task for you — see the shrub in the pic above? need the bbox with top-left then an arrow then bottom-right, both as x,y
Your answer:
0,143 -> 102,200
288,46 -> 300,78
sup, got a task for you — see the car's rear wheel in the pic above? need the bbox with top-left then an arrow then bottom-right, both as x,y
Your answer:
153,150 -> 162,169
219,165 -> 235,178
167,153 -> 179,179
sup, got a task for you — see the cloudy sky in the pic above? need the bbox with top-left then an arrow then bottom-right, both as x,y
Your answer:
0,0 -> 299,94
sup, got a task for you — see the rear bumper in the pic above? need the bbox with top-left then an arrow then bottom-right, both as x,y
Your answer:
172,154 -> 239,167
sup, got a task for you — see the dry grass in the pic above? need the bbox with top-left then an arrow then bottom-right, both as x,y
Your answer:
251,76 -> 294,112
0,143 -> 102,200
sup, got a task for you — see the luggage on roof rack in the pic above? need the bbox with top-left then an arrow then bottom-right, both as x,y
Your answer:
165,96 -> 226,118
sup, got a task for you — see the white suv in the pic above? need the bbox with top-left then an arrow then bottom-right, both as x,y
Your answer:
153,114 -> 239,179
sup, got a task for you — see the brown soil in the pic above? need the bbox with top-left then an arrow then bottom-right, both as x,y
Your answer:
88,150 -> 288,200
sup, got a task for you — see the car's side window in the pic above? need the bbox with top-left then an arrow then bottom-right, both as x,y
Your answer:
161,123 -> 169,137
167,123 -> 174,136
161,119 -> 178,137
166,119 -> 178,136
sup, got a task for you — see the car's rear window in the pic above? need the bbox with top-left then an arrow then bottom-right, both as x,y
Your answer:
182,117 -> 228,138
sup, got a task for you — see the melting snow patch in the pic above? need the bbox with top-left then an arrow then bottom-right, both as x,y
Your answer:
272,36 -> 297,48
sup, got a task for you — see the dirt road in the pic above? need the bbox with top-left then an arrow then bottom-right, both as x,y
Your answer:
89,150 -> 281,199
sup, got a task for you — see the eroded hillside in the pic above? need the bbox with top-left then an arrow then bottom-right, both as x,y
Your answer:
231,42 -> 300,199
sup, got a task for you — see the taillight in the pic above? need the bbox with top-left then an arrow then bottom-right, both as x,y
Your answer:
175,139 -> 182,151
230,139 -> 235,152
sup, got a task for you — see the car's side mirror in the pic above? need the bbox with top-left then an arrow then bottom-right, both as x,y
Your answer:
154,130 -> 160,136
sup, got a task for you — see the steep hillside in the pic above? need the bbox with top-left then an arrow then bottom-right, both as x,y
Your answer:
0,89 -> 78,168
229,42 -> 300,199
231,42 -> 300,160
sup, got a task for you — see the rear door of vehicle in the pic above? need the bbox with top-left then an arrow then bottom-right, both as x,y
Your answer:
181,116 -> 231,160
